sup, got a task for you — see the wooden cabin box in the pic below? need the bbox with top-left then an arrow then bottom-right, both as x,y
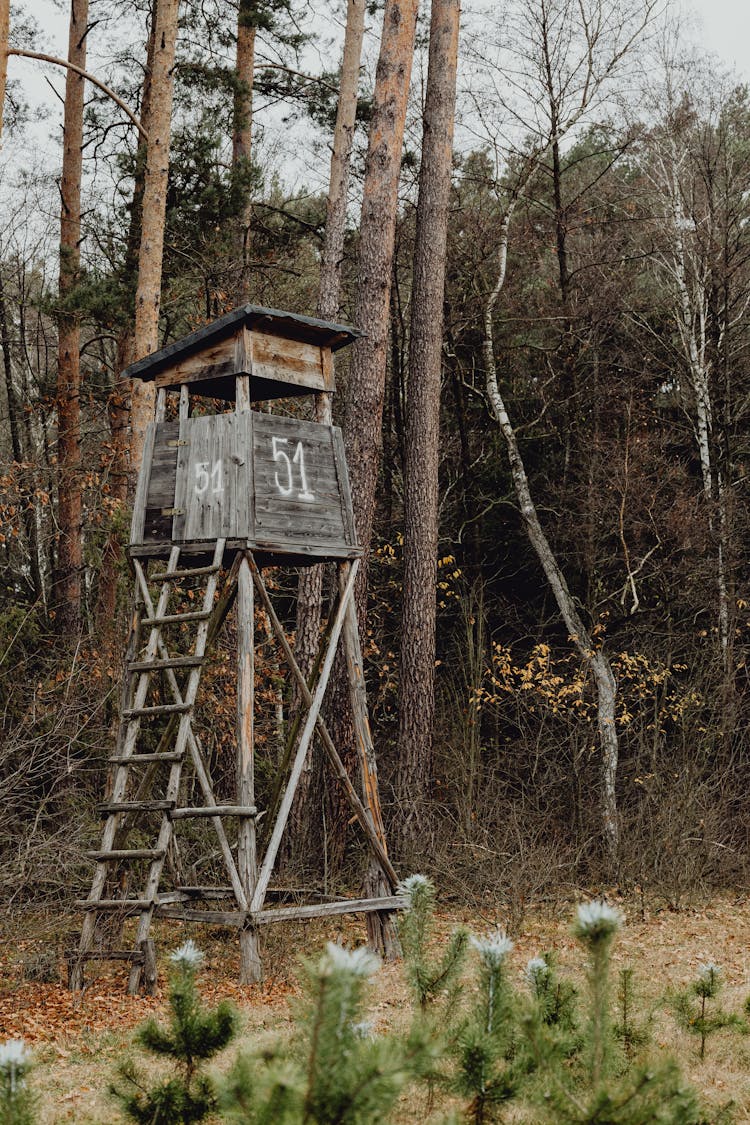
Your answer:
130,411 -> 357,561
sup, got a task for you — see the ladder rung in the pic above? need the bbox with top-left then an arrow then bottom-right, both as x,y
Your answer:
128,656 -> 204,672
172,805 -> 259,823
123,703 -> 192,719
76,899 -> 153,913
98,800 -> 175,815
142,610 -> 212,626
109,752 -> 184,765
86,849 -> 167,861
150,564 -> 221,581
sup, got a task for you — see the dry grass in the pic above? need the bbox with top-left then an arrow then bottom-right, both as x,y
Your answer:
2,895 -> 750,1122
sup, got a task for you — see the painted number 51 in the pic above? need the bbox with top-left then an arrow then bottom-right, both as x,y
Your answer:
272,436 -> 315,502
194,459 -> 223,496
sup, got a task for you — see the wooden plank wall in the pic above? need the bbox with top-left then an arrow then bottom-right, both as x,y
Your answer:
174,414 -> 253,542
252,413 -> 349,551
131,411 -> 358,558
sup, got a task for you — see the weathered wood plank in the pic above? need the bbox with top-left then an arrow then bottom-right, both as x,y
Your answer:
237,554 -> 261,982
250,330 -> 328,393
254,896 -> 407,925
130,423 -> 157,545
331,426 -> 357,546
86,849 -> 166,861
155,906 -> 246,925
249,559 -> 359,914
247,555 -> 398,889
171,805 -> 258,819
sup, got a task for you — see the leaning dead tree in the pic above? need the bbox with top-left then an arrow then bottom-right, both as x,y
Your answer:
483,210 -> 619,862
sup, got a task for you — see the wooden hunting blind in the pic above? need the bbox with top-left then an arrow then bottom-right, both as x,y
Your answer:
71,306 -> 402,995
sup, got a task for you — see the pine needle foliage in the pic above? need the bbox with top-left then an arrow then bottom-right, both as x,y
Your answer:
526,954 -> 580,1046
0,1039 -> 36,1125
221,942 -> 434,1124
672,964 -> 746,1061
397,875 -> 468,1014
112,941 -> 238,1124
448,932 -> 526,1124
615,970 -> 650,1059
525,903 -> 703,1124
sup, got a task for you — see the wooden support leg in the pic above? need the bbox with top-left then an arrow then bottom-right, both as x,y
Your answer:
249,560 -> 360,915
237,554 -> 261,983
339,563 -> 401,961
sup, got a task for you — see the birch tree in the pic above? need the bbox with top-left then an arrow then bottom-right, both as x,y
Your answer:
472,0 -> 658,863
0,0 -> 9,142
638,67 -> 750,675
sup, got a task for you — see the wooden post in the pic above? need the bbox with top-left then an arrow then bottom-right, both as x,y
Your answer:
237,553 -> 261,982
249,560 -> 359,913
339,562 -> 400,959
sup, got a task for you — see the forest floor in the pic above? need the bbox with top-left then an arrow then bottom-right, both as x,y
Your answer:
3,894 -> 750,1122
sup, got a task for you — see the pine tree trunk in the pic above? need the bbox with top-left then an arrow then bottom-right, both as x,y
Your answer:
232,0 -> 255,303
0,0 -> 9,142
324,0 -> 417,872
130,0 -> 179,473
396,0 -> 460,837
53,0 -> 88,637
290,0 -> 366,858
344,0 -> 419,621
96,9 -> 158,628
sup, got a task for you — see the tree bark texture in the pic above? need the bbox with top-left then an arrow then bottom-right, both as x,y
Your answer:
232,0 -> 256,303
344,0 -> 419,623
0,0 -> 9,143
291,0 -> 367,853
396,0 -> 460,832
97,9 -> 157,627
483,212 -> 620,865
130,0 -> 180,472
53,0 -> 88,636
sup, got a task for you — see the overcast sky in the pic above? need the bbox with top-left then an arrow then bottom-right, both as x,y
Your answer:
682,0 -> 750,77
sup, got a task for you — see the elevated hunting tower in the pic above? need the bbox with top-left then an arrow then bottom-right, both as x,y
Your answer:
71,306 -> 402,994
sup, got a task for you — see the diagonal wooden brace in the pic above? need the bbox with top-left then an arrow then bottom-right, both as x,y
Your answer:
246,555 -> 398,891
249,559 -> 362,913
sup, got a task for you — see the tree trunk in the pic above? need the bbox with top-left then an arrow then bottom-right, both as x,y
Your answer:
53,0 -> 88,637
0,0 -> 9,143
396,0 -> 460,838
96,7 -> 158,628
0,270 -> 44,602
291,0 -> 367,858
232,0 -> 256,303
130,0 -> 180,473
484,212 -> 620,866
344,0 -> 419,622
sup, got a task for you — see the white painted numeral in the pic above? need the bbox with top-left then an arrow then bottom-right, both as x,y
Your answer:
271,436 -> 315,502
194,459 -> 224,497
293,441 -> 315,501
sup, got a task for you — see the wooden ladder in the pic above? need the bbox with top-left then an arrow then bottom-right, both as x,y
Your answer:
71,539 -> 228,993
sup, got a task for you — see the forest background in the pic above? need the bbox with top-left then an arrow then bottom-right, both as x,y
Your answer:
1,0 -> 749,916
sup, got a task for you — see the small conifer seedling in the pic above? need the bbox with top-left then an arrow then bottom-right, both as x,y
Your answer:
222,941 -> 433,1123
112,940 -> 238,1124
673,963 -> 745,1061
449,930 -> 525,1124
0,1038 -> 36,1125
397,874 -> 468,1015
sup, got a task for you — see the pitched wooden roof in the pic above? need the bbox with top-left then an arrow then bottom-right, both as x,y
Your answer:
123,304 -> 360,383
